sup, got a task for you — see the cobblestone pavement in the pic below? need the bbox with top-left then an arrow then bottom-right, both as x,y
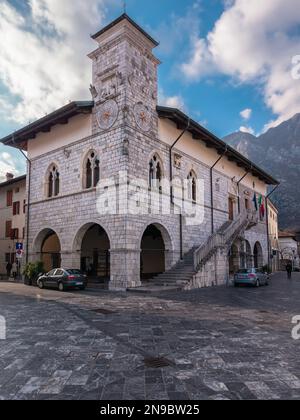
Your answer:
0,272 -> 300,400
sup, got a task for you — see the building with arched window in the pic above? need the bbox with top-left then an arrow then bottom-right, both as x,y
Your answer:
83,151 -> 100,189
46,165 -> 60,198
0,14 -> 279,290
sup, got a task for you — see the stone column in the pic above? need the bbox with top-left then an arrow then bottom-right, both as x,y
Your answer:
61,251 -> 79,270
215,247 -> 228,286
109,249 -> 141,291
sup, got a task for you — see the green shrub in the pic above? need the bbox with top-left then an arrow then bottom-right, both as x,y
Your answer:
23,262 -> 45,285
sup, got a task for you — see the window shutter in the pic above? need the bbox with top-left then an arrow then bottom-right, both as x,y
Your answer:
5,221 -> 12,238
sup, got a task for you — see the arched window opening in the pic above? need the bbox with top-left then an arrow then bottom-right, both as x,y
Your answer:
149,155 -> 162,189
48,166 -> 60,198
85,151 -> 100,189
187,171 -> 197,202
54,171 -> 60,196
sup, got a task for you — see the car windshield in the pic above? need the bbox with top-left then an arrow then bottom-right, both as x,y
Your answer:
237,269 -> 254,274
66,269 -> 83,275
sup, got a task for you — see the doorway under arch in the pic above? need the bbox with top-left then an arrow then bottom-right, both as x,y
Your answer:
245,240 -> 252,268
229,243 -> 240,274
79,224 -> 110,284
254,242 -> 263,269
140,224 -> 169,280
40,230 -> 61,272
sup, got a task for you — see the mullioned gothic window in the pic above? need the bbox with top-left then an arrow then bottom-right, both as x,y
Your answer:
149,155 -> 162,189
47,165 -> 60,198
84,151 -> 100,189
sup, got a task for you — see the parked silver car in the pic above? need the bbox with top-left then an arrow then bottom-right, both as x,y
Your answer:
234,268 -> 269,287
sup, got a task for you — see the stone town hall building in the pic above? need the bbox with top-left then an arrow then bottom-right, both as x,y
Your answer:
1,14 -> 278,290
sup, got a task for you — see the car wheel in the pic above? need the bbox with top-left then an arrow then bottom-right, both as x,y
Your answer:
58,282 -> 64,292
256,279 -> 260,288
234,283 -> 239,288
37,279 -> 44,289
80,286 -> 86,291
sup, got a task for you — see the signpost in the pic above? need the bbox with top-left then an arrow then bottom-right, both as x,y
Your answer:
16,243 -> 23,260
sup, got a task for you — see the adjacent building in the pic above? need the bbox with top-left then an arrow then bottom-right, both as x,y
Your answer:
0,14 -> 279,290
279,231 -> 300,270
267,199 -> 280,272
0,173 -> 26,277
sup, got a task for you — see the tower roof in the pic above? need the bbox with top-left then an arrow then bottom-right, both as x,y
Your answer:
91,13 -> 159,47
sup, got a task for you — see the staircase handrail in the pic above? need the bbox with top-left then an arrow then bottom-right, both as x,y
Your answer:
194,210 -> 258,270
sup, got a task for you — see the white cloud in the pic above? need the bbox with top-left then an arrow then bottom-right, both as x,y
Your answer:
163,95 -> 186,110
239,126 -> 255,135
0,151 -> 20,181
0,95 -> 14,116
181,0 -> 300,128
0,0 -> 109,124
181,38 -> 214,79
159,89 -> 187,111
240,108 -> 252,120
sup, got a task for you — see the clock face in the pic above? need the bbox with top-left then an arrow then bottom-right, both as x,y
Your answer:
96,99 -> 119,130
134,103 -> 152,132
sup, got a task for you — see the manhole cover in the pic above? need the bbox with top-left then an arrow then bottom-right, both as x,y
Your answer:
144,357 -> 174,369
92,308 -> 116,315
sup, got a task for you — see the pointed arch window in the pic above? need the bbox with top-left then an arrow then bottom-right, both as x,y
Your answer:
187,170 -> 197,203
84,151 -> 100,189
149,154 -> 162,189
47,165 -> 60,198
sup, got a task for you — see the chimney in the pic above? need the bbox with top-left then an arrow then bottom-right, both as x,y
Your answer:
6,173 -> 14,181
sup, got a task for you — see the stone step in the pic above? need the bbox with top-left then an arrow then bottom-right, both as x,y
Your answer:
156,271 -> 195,276
127,285 -> 183,294
151,283 -> 188,287
142,247 -> 199,290
157,275 -> 194,279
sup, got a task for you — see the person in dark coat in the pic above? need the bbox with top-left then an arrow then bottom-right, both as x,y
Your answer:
6,262 -> 12,278
286,262 -> 293,279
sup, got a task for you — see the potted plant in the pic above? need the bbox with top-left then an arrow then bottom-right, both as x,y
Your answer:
23,262 -> 45,286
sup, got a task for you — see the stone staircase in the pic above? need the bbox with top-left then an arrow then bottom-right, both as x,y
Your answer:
142,247 -> 197,289
194,210 -> 258,272
186,210 -> 258,290
137,210 -> 258,292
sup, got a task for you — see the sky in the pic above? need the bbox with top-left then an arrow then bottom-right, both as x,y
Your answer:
0,0 -> 300,180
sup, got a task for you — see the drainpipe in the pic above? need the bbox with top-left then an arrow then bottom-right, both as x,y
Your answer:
169,118 -> 190,260
265,184 -> 280,271
12,135 -> 31,267
237,169 -> 250,214
210,147 -> 228,234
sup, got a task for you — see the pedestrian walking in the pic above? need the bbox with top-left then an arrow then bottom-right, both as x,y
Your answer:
286,262 -> 293,279
6,262 -> 12,278
12,262 -> 17,280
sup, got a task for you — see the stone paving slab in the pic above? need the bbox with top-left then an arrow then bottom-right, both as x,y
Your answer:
0,273 -> 300,400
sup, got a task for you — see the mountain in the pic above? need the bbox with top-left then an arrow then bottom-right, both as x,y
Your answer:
224,113 -> 300,231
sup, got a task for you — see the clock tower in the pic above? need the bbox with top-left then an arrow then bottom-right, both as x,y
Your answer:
87,14 -> 161,289
88,14 -> 160,177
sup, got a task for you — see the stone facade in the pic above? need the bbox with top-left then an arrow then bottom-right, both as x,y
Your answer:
3,15 -> 273,290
